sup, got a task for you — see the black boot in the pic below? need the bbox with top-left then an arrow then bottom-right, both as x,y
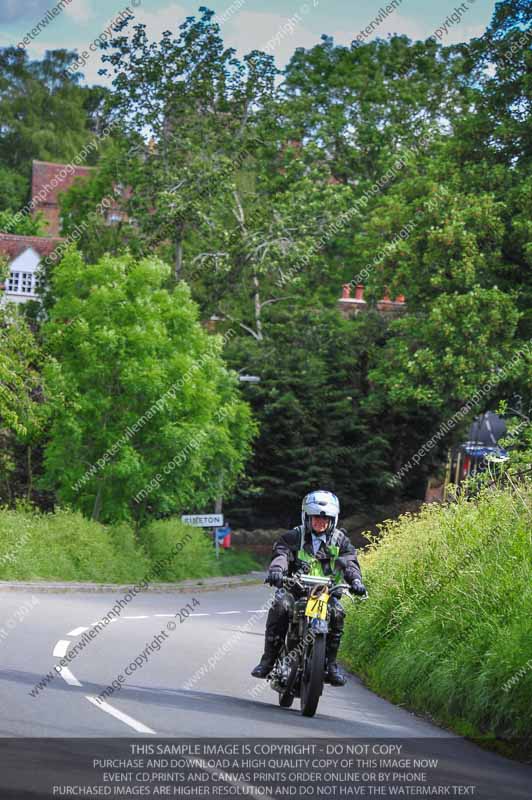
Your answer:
251,635 -> 284,678
324,634 -> 346,687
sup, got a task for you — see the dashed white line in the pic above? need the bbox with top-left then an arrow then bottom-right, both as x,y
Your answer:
190,613 -> 209,616
67,626 -> 89,637
246,610 -> 267,613
58,666 -> 82,687
53,640 -> 70,658
86,696 -> 156,734
216,611 -> 240,615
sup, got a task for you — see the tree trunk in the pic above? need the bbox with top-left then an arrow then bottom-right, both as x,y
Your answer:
174,231 -> 183,283
26,445 -> 33,501
252,273 -> 263,341
92,483 -> 103,522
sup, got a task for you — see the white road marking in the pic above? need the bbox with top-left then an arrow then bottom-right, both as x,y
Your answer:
216,611 -> 240,615
67,626 -> 88,637
247,610 -> 267,613
58,666 -> 82,687
190,613 -> 209,616
53,640 -> 70,658
86,696 -> 156,734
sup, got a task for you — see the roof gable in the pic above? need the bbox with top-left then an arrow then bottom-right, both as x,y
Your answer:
0,233 -> 64,261
9,247 -> 41,271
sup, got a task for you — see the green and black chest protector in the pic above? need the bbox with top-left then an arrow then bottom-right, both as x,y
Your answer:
295,525 -> 343,584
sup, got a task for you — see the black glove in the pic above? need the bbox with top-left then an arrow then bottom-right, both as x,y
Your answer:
266,567 -> 284,588
294,559 -> 310,575
348,578 -> 367,596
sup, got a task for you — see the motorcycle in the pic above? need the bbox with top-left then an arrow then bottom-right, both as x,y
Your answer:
268,573 -> 367,717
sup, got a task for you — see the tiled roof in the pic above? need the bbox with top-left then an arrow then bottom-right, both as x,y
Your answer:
0,233 -> 65,260
31,160 -> 94,208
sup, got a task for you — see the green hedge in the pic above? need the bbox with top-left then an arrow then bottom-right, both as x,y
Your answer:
341,484 -> 532,754
0,507 -> 149,582
139,517 -> 259,580
0,508 -> 258,582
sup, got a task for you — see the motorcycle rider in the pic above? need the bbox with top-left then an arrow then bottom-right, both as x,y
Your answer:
251,490 -> 366,687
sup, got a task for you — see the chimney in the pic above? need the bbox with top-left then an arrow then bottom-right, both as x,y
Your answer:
355,284 -> 364,301
342,284 -> 351,299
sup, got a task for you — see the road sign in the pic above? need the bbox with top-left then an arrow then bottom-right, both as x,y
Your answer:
181,514 -> 224,527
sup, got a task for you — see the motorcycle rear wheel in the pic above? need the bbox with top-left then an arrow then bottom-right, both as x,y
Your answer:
300,633 -> 326,717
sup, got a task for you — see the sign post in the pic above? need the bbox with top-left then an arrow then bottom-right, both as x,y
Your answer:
181,514 -> 224,559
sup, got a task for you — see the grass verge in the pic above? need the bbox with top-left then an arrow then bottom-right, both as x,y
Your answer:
0,507 -> 260,583
341,483 -> 532,760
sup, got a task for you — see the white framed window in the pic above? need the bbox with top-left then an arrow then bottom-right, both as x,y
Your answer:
20,272 -> 34,293
7,271 -> 20,292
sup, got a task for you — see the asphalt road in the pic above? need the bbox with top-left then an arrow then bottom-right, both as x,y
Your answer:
0,585 -> 530,799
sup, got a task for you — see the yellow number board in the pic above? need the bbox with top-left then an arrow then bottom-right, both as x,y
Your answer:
305,592 -> 329,620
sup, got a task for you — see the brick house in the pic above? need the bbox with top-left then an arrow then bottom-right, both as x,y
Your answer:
0,234 -> 64,304
0,160 -> 95,304
31,160 -> 94,237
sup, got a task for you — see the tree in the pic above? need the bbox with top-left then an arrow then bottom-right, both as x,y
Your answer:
224,303 -> 393,526
0,303 -> 42,438
0,210 -> 48,235
0,48 -> 100,174
0,287 -> 48,504
0,166 -> 28,213
42,248 -> 255,527
96,8 -> 275,282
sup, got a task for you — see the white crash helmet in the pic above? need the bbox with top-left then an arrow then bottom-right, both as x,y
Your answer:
302,490 -> 340,536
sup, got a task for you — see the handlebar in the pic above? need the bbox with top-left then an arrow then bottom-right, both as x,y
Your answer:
265,572 -> 368,600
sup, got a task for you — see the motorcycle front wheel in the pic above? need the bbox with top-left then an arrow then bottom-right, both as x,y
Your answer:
300,633 -> 326,717
278,653 -> 299,708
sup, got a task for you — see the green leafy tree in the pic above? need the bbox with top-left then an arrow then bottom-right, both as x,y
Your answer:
224,304 -> 393,525
0,166 -> 28,213
0,289 -> 48,503
0,304 -> 42,437
96,8 -> 276,282
0,48 -> 99,174
0,210 -> 48,236
42,248 -> 255,526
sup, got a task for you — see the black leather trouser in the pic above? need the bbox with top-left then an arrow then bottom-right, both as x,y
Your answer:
263,588 -> 345,657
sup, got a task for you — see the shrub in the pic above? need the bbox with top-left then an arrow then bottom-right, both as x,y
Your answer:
341,483 -> 532,752
0,507 -> 149,582
140,518 -> 259,580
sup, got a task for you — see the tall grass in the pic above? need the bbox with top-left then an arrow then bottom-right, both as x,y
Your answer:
341,483 -> 532,752
140,517 -> 259,580
0,508 -> 259,582
0,507 -> 149,582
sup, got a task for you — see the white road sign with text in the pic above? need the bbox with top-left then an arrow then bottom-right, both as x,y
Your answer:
181,514 -> 224,527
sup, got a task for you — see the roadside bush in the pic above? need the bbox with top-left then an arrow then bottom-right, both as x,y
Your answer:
341,483 -> 532,751
140,518 -> 260,580
0,508 -> 259,583
0,507 -> 149,582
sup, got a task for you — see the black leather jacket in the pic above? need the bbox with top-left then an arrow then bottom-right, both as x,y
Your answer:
269,525 -> 362,583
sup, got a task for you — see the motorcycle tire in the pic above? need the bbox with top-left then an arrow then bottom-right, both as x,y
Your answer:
278,653 -> 299,708
300,633 -> 326,717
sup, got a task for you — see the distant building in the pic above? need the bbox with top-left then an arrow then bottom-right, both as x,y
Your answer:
0,159 -> 130,305
31,160 -> 94,237
0,233 -> 64,304
338,283 -> 406,318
